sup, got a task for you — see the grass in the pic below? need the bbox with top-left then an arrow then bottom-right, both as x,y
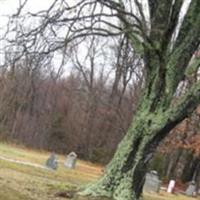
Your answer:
144,192 -> 199,200
0,142 -> 199,200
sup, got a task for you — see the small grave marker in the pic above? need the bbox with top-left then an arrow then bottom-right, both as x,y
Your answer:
186,181 -> 196,197
46,153 -> 58,170
64,152 -> 77,169
143,170 -> 162,193
167,180 -> 176,193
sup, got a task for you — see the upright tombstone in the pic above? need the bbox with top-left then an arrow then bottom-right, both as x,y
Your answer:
64,152 -> 77,169
186,181 -> 196,197
46,153 -> 58,170
143,170 -> 162,193
167,180 -> 176,193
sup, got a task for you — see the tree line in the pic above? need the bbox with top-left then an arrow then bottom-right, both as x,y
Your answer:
0,36 -> 142,164
2,0 -> 200,199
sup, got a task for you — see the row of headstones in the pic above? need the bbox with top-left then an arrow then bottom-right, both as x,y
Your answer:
45,155 -> 197,197
46,152 -> 77,170
143,170 -> 197,197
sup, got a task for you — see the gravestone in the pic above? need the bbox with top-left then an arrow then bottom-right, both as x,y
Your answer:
143,170 -> 162,193
46,153 -> 58,170
167,180 -> 176,193
64,152 -> 77,169
186,181 -> 196,197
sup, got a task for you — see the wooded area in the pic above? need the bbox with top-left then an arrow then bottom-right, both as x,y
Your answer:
0,34 -> 142,163
1,0 -> 200,200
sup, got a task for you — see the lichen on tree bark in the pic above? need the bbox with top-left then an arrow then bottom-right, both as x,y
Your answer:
80,79 -> 200,200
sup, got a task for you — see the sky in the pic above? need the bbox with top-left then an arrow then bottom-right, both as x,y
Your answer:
0,0 -> 192,77
0,0 -> 65,74
0,0 -> 192,42
0,0 -> 54,14
0,0 -> 192,39
0,0 -> 57,43
0,0 -> 118,77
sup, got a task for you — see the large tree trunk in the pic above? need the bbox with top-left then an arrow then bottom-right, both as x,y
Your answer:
79,42 -> 200,198
6,0 -> 200,199
80,96 -> 190,200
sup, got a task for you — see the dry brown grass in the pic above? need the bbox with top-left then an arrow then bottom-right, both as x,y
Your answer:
0,142 -> 199,200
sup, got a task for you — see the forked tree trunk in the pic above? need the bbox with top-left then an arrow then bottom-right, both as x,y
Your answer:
79,2 -> 200,198
81,98 -> 186,200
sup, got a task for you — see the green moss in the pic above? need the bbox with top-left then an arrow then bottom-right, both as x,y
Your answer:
185,57 -> 200,76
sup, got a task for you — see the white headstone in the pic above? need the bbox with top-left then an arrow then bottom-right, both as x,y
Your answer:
64,152 -> 77,169
167,180 -> 175,193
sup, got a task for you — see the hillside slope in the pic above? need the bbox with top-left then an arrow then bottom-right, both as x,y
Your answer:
0,143 -> 197,200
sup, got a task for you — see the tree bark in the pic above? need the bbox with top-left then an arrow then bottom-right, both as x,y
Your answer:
80,74 -> 200,200
79,99 -> 181,199
5,0 -> 200,199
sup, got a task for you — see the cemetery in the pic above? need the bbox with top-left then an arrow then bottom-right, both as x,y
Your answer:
0,142 -> 199,200
0,1 -> 200,200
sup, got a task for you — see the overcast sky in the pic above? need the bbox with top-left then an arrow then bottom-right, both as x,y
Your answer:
0,0 -> 66,73
0,0 -> 53,14
0,0 -> 192,32
0,0 -> 192,76
0,0 -> 56,30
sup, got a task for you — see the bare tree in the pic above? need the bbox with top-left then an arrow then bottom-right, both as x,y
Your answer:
3,0 -> 200,200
